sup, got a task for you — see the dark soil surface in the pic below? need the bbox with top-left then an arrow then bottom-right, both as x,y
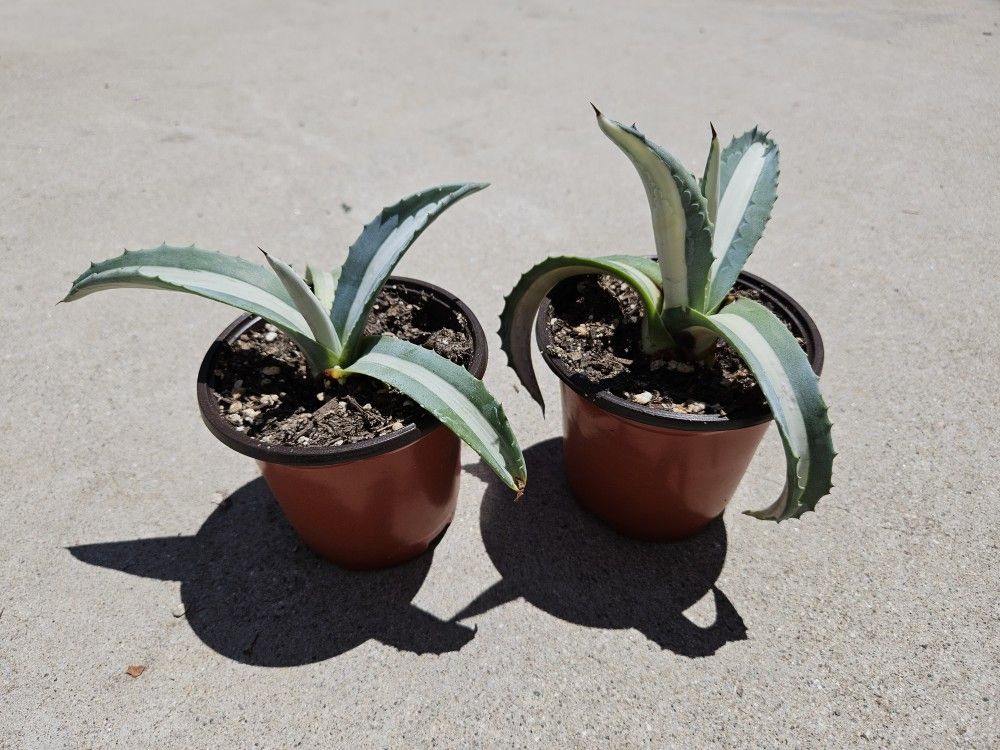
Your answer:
210,283 -> 473,447
545,275 -> 807,418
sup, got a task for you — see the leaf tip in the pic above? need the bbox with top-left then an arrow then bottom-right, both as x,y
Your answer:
589,101 -> 601,117
710,121 -> 718,140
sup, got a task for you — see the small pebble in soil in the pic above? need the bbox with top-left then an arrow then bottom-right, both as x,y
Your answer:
631,391 -> 653,405
264,331 -> 278,343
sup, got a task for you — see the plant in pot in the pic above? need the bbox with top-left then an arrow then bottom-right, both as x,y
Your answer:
64,183 -> 527,569
499,108 -> 834,538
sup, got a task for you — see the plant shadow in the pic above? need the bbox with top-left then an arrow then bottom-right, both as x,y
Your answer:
456,438 -> 747,657
68,478 -> 474,667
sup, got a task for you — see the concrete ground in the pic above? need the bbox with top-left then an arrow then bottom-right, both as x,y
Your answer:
2,0 -> 998,747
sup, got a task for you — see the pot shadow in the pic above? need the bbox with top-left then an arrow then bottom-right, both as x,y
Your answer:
68,478 -> 474,667
455,438 -> 747,657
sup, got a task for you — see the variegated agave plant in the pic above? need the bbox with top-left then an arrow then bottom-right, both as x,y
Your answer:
64,184 -> 527,493
499,109 -> 834,520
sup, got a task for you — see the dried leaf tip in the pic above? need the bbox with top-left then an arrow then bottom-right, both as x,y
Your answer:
257,246 -> 269,257
710,122 -> 718,139
589,102 -> 601,117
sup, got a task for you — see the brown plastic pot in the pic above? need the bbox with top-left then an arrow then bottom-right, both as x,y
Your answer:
197,277 -> 487,570
536,271 -> 824,541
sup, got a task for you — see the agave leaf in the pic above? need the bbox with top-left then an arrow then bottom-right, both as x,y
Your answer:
331,183 -> 487,362
693,299 -> 834,520
499,255 -> 670,411
594,111 -> 714,311
62,244 -> 335,371
305,264 -> 340,314
344,336 -> 527,493
701,124 -> 721,224
705,129 -> 780,312
263,252 -> 342,360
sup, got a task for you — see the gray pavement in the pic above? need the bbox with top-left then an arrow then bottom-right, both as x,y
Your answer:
2,0 -> 998,747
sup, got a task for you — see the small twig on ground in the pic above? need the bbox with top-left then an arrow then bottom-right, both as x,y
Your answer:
344,395 -> 381,429
243,631 -> 260,656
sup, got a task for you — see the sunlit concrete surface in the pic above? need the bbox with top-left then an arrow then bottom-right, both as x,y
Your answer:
2,0 -> 997,746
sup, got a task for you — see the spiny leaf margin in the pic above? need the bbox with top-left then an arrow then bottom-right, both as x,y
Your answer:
594,113 -> 715,312
693,298 -> 834,520
498,254 -> 669,412
705,128 -> 780,312
62,244 -> 334,371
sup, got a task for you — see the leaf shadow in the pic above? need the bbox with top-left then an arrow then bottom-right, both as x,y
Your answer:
68,478 -> 474,667
457,438 -> 747,657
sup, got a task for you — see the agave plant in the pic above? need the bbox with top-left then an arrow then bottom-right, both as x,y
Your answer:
64,183 -> 527,493
499,109 -> 834,520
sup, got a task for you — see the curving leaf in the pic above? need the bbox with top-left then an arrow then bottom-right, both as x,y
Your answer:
330,183 -> 487,362
263,251 -> 342,360
705,128 -> 780,312
594,111 -> 714,311
498,254 -> 670,412
62,244 -> 335,371
692,299 -> 834,520
345,335 -> 526,493
305,264 -> 339,314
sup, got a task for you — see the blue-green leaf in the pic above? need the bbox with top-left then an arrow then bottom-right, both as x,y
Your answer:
693,299 -> 834,520
701,123 -> 721,224
305,264 -> 339,314
594,112 -> 714,311
705,129 -> 779,312
330,183 -> 487,362
264,252 -> 342,360
261,250 -> 340,357
345,336 -> 526,493
62,244 -> 335,371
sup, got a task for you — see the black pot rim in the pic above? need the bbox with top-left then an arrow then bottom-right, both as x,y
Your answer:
197,276 -> 488,466
535,270 -> 824,432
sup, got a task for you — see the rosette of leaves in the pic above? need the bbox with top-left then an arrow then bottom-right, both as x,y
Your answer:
64,184 -> 526,493
499,109 -> 834,519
